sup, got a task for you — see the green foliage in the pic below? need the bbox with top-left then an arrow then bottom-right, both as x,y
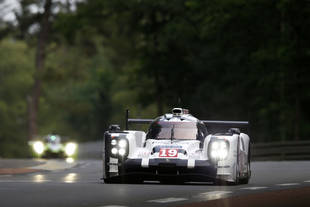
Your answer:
0,39 -> 34,157
68,0 -> 310,142
1,0 -> 310,157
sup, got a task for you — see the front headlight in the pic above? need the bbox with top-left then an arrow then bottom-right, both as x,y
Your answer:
33,141 -> 44,155
118,139 -> 127,148
110,138 -> 128,157
118,148 -> 126,156
65,142 -> 77,156
111,147 -> 118,154
111,139 -> 117,145
209,140 -> 229,160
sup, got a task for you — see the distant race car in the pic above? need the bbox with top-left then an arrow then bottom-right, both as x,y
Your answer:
29,134 -> 78,158
102,108 -> 251,184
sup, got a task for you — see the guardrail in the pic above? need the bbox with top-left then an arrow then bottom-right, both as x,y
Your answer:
252,140 -> 310,161
77,140 -> 310,161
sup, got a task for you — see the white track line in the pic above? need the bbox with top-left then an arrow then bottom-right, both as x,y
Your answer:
276,183 -> 300,186
240,186 -> 268,190
147,197 -> 188,203
304,180 -> 310,183
197,191 -> 232,201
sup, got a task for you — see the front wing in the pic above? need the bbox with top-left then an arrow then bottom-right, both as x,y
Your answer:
109,158 -> 217,182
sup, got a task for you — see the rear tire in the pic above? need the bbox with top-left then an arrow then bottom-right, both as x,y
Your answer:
213,179 -> 227,185
239,176 -> 249,184
232,139 -> 241,185
239,155 -> 250,184
231,164 -> 240,185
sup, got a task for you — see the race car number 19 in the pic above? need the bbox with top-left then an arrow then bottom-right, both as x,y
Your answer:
159,149 -> 178,157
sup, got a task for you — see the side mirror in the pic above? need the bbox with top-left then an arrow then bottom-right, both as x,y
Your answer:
109,124 -> 121,132
228,128 -> 240,135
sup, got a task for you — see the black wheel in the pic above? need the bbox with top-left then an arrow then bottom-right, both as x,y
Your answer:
213,178 -> 226,185
239,176 -> 249,184
232,138 -> 241,185
239,153 -> 251,184
230,163 -> 240,185
229,137 -> 240,185
239,168 -> 249,184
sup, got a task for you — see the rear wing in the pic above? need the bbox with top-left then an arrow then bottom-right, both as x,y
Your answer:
201,120 -> 250,134
125,109 -> 153,129
201,120 -> 249,126
125,109 -> 250,134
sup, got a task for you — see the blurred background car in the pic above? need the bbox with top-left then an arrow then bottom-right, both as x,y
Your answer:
29,134 -> 78,159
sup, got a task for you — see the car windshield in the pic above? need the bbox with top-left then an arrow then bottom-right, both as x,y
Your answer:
146,121 -> 198,140
45,135 -> 61,144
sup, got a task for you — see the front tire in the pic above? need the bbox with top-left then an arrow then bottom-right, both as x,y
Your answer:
239,154 -> 251,184
230,162 -> 240,185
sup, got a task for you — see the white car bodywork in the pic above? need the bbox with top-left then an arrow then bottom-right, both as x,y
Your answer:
103,109 -> 251,184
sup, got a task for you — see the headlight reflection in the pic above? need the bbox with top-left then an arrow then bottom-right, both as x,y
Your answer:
33,174 -> 48,183
66,157 -> 75,163
199,191 -> 232,200
64,173 -> 77,183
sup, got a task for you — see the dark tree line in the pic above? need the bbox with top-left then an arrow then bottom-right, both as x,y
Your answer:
67,0 -> 310,142
0,0 -> 309,157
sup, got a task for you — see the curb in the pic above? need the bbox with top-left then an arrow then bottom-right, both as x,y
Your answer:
0,168 -> 40,175
0,159 -> 78,175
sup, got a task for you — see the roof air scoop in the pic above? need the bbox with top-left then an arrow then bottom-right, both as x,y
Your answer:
172,108 -> 189,116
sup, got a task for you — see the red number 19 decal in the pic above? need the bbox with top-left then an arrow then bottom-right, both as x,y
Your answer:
159,149 -> 178,157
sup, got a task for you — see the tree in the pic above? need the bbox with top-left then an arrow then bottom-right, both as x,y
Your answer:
0,39 -> 34,157
28,0 -> 52,140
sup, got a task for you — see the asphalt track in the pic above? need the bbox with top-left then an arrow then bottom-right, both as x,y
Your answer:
0,160 -> 310,207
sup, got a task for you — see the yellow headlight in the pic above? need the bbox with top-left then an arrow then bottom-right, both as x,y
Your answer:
65,142 -> 77,156
33,141 -> 44,154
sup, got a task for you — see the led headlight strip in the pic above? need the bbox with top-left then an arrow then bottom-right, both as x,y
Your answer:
33,141 -> 45,155
208,138 -> 229,161
110,137 -> 128,157
65,142 -> 77,156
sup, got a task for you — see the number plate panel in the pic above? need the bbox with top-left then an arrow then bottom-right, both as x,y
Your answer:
159,148 -> 178,157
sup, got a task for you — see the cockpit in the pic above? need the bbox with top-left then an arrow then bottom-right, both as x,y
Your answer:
146,120 -> 207,141
45,134 -> 61,144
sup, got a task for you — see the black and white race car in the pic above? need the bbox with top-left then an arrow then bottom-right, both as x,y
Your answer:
102,108 -> 251,184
